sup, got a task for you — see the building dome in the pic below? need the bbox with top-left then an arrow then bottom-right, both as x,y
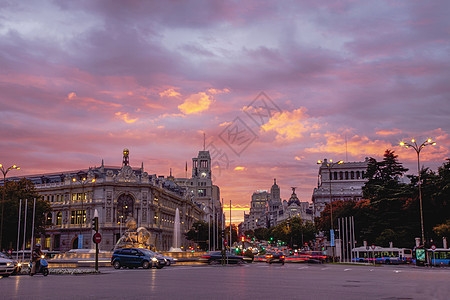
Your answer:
287,187 -> 301,206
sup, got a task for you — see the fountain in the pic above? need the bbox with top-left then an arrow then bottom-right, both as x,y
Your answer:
114,216 -> 153,250
169,208 -> 183,252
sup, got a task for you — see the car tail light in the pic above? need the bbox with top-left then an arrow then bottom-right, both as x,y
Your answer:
202,255 -> 211,258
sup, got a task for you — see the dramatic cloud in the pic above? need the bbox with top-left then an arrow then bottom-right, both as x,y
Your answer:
0,0 -> 449,224
261,108 -> 320,141
178,92 -> 214,114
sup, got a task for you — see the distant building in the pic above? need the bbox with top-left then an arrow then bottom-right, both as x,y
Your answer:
174,150 -> 222,224
312,158 -> 369,217
10,149 -> 210,252
240,179 -> 313,231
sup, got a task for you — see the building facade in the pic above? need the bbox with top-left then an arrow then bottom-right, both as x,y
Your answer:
240,179 -> 313,233
312,158 -> 369,217
20,149 -> 207,252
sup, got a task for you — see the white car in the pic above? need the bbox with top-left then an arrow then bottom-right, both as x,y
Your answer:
0,255 -> 16,277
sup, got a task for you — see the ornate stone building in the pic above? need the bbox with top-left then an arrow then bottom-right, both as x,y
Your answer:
312,158 -> 369,217
22,149 -> 205,252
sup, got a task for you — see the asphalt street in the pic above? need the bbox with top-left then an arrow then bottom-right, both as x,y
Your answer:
2,263 -> 449,299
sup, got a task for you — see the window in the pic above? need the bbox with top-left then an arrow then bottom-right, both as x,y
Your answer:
198,189 -> 206,197
339,171 -> 343,180
45,235 -> 51,249
56,212 -> 62,225
356,171 -> 360,179
351,171 -> 354,179
71,210 -> 86,224
46,213 -> 53,225
334,172 -> 338,180
345,171 -> 349,180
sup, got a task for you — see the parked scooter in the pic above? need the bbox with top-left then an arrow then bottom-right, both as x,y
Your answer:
29,255 -> 49,276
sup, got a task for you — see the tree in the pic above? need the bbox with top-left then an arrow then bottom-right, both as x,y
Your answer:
185,221 -> 209,251
433,220 -> 450,240
0,178 -> 50,250
254,227 -> 270,241
225,224 -> 238,245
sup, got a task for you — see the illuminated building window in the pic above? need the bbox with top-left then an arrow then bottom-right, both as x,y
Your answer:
71,210 -> 86,224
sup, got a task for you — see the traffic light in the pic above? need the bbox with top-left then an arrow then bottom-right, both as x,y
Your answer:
241,236 -> 245,242
92,217 -> 98,232
221,230 -> 225,238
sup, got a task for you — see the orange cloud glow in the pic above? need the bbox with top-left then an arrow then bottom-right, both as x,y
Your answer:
376,129 -> 402,136
234,166 -> 247,171
306,133 -> 392,157
115,112 -> 138,123
67,92 -> 77,100
223,204 -> 250,225
261,108 -> 320,141
159,88 -> 181,98
178,92 -> 213,114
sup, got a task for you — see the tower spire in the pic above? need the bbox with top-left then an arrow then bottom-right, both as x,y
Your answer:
203,132 -> 206,151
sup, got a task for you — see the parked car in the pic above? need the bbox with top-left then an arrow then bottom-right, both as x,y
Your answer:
200,251 -> 245,264
266,252 -> 285,265
0,253 -> 21,275
0,254 -> 16,277
111,248 -> 166,269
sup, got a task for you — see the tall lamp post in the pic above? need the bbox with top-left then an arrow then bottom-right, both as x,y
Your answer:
0,164 -> 20,249
317,159 -> 343,262
400,138 -> 436,246
72,176 -> 96,247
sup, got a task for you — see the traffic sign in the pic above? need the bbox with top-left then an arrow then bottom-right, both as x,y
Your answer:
431,245 -> 436,251
93,232 -> 102,244
371,244 -> 376,250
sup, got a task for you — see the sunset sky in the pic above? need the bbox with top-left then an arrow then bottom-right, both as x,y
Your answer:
1,1 -> 449,224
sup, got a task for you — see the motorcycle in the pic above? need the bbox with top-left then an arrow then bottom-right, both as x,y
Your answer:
29,255 -> 49,276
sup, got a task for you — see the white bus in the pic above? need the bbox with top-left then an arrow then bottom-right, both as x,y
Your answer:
352,246 -> 412,264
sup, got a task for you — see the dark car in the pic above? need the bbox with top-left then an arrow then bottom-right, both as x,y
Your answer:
200,251 -> 245,264
111,248 -> 166,269
266,252 -> 285,265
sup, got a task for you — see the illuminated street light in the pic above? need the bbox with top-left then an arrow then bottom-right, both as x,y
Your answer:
399,138 -> 436,246
0,164 -> 20,248
317,159 -> 343,262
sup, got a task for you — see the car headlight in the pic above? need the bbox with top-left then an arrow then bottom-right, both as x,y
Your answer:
152,257 -> 158,262
6,262 -> 12,267
41,255 -> 45,259
17,263 -> 22,267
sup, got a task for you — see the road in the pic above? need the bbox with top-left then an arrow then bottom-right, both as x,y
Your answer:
2,263 -> 449,299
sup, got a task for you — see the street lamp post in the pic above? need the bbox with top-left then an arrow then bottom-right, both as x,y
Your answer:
0,164 -> 20,249
317,159 -> 343,262
72,176 -> 95,247
400,138 -> 436,246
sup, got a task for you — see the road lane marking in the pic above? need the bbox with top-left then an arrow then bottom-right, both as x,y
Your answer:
344,268 -> 352,271
298,266 -> 309,270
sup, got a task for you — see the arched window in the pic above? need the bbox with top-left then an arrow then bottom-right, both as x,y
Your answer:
356,171 -> 360,179
334,172 -> 338,180
117,193 -> 134,221
345,171 -> 349,180
339,171 -> 343,180
46,213 -> 53,225
56,212 -> 62,225
351,171 -> 355,179
362,171 -> 365,178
